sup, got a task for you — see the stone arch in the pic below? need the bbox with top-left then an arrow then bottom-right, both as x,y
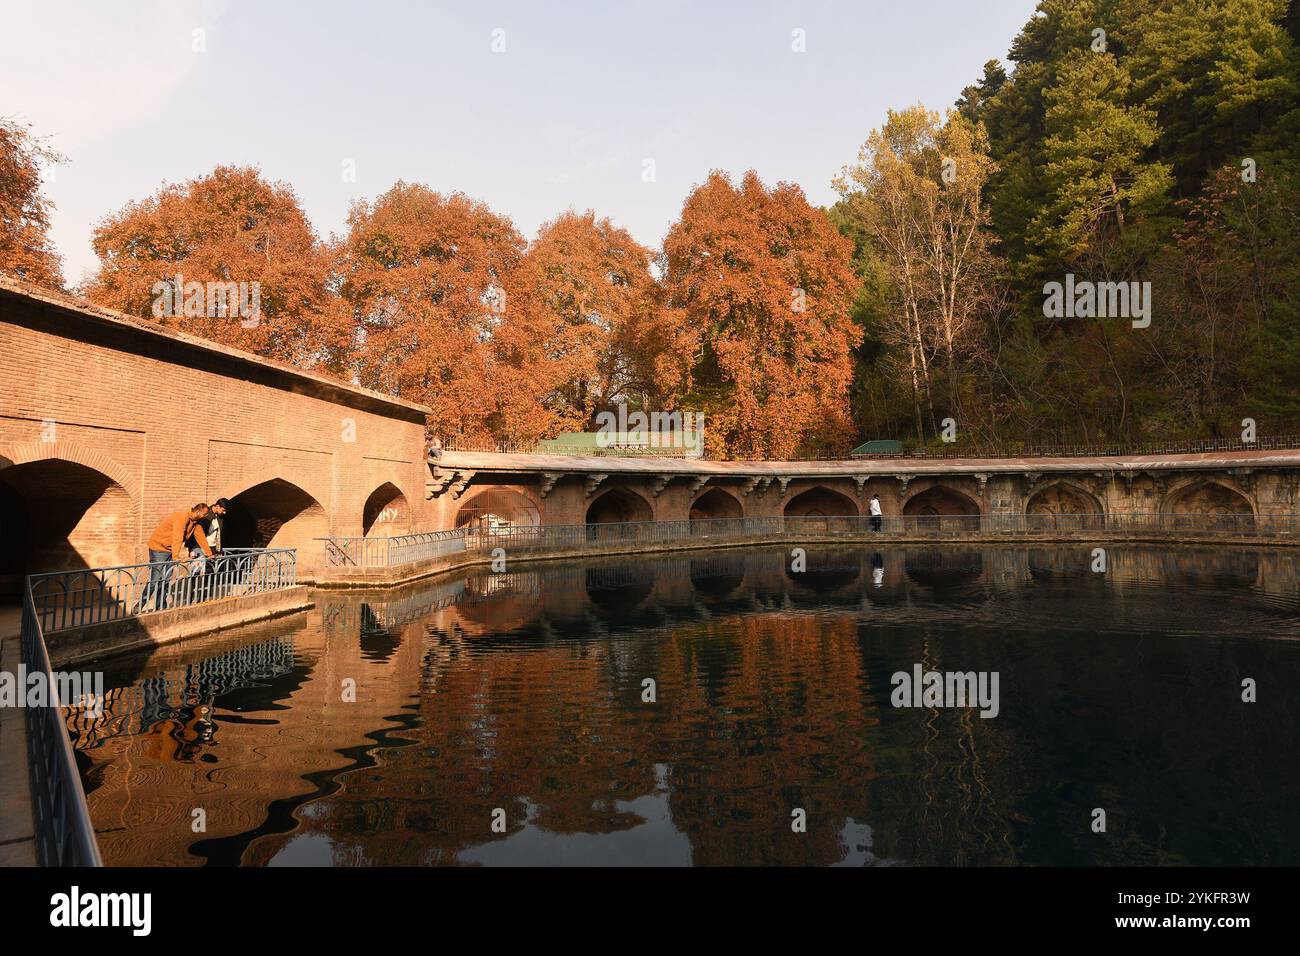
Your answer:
1026,480 -> 1105,530
362,482 -> 412,537
783,486 -> 859,517
586,487 -> 653,524
690,486 -> 743,521
222,478 -> 329,555
0,457 -> 135,597
902,485 -> 981,531
456,487 -> 541,531
1161,478 -> 1255,531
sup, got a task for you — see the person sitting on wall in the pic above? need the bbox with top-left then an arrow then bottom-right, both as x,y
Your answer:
869,494 -> 883,532
136,503 -> 214,613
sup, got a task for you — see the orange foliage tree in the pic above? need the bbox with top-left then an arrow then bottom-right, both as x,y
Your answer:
0,117 -> 64,288
661,170 -> 861,458
489,210 -> 685,443
339,182 -> 525,440
85,166 -> 348,371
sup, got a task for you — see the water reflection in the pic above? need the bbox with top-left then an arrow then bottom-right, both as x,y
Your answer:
72,545 -> 1300,866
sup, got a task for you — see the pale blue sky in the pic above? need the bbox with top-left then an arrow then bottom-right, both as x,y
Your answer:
1,0 -> 1040,285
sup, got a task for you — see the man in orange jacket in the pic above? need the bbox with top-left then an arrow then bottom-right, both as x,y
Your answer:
136,504 -> 213,612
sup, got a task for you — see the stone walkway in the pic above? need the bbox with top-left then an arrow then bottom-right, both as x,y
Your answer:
0,633 -> 37,865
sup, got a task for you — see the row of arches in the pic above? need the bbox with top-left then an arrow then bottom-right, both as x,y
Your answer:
0,448 -> 1263,598
0,451 -> 414,597
449,478 -> 1259,530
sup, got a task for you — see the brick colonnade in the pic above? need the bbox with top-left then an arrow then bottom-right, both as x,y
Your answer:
429,453 -> 1300,531
0,278 -> 432,590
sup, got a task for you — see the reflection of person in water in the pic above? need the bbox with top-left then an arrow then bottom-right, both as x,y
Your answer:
871,552 -> 884,587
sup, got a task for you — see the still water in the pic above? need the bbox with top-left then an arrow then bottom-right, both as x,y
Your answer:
71,545 -> 1300,866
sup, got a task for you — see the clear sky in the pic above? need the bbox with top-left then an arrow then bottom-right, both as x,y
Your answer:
1,0 -> 1040,285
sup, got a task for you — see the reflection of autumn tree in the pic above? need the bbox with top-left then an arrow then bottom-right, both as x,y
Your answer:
286,607 -> 875,866
78,546 -> 1300,867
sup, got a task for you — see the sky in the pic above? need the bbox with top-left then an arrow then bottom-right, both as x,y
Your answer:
0,0 -> 1041,286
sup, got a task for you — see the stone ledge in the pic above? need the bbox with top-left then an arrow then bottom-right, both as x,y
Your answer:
46,586 -> 315,668
311,529 -> 1300,591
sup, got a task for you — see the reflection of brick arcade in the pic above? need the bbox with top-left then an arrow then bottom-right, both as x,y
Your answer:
71,544 -> 1300,866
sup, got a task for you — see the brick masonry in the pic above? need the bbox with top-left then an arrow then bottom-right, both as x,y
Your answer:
430,450 -> 1300,529
0,278 -> 432,583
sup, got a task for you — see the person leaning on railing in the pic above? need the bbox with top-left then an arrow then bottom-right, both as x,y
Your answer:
135,503 -> 215,613
188,498 -> 229,601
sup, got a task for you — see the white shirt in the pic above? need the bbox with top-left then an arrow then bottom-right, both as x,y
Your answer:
869,499 -> 882,516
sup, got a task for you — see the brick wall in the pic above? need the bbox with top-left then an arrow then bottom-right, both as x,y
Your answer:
0,283 -> 432,578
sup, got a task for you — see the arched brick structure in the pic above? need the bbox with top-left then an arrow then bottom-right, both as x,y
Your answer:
455,488 -> 541,530
1,278 -> 432,574
0,457 -> 135,597
783,486 -> 859,517
1162,478 -> 1255,530
586,487 -> 654,524
1026,480 -> 1105,529
362,482 -> 412,537
903,485 -> 981,530
0,440 -> 140,502
690,487 -> 743,521
223,478 -> 330,561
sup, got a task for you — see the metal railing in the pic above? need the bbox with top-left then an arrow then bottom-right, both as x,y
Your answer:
28,548 -> 298,633
318,531 -> 467,568
321,512 -> 1300,569
844,434 -> 1300,461
436,434 -> 1300,462
19,579 -> 102,866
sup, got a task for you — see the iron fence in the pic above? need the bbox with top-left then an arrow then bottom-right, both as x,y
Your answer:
318,530 -> 468,568
322,512 -> 1300,569
19,581 -> 102,866
27,547 -> 298,633
437,434 -> 1300,462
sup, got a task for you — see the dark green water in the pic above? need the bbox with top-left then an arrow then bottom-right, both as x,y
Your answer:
71,544 -> 1300,866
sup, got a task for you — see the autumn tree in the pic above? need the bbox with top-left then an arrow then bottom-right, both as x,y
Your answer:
0,117 -> 64,288
85,166 -> 348,371
661,170 -> 860,458
489,210 -> 677,442
339,182 -> 525,440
